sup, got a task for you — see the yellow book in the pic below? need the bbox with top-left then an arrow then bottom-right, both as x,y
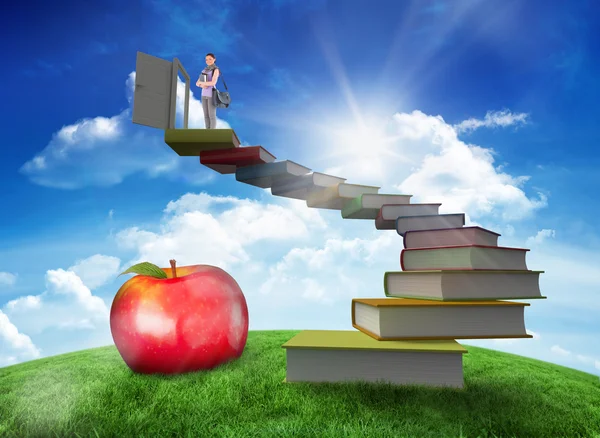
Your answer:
164,129 -> 240,155
282,330 -> 466,388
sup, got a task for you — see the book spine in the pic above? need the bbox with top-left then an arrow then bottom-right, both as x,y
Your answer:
352,323 -> 384,341
341,195 -> 364,218
402,244 -> 529,252
400,250 -> 406,271
383,272 -> 390,296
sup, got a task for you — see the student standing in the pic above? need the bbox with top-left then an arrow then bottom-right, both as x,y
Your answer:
196,53 -> 220,129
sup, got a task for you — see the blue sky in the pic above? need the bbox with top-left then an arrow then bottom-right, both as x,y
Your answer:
1,0 -> 599,376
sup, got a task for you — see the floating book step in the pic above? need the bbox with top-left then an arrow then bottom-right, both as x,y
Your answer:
403,226 -> 500,249
383,270 -> 546,301
199,146 -> 276,174
164,129 -> 240,156
341,194 -> 413,219
400,245 -> 529,271
282,330 -> 467,388
306,183 -> 380,210
271,172 -> 347,200
392,213 -> 465,235
375,204 -> 442,229
352,298 -> 532,341
235,160 -> 311,188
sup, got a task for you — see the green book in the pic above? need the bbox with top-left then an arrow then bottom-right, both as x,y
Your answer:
341,193 -> 413,219
164,129 -> 240,156
306,183 -> 380,210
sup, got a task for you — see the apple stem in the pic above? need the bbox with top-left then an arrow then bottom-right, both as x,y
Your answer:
169,259 -> 177,278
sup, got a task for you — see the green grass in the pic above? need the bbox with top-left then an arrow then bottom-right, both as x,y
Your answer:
1,330 -> 599,438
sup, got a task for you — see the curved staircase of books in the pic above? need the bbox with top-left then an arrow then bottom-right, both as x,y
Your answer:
165,128 -> 546,389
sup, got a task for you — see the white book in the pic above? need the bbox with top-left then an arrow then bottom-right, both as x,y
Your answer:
403,226 -> 500,249
271,172 -> 346,200
341,194 -> 413,219
306,183 -> 380,210
383,270 -> 546,301
396,214 -> 465,235
375,204 -> 442,229
352,298 -> 531,340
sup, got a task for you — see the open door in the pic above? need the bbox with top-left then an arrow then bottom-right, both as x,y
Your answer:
132,51 -> 190,129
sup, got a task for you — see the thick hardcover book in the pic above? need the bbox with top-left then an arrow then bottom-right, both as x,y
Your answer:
164,129 -> 240,156
403,226 -> 500,249
235,160 -> 311,188
199,146 -> 276,174
282,330 -> 466,388
394,214 -> 465,235
341,194 -> 413,219
383,270 -> 546,301
374,204 -> 442,229
351,298 -> 532,341
400,245 -> 529,271
306,183 -> 380,210
271,172 -> 347,200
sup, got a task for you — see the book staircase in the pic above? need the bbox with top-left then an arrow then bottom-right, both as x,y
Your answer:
165,129 -> 547,389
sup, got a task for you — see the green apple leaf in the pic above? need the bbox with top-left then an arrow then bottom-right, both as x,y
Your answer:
119,262 -> 168,279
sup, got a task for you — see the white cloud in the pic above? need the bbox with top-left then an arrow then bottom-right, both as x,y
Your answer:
392,111 -> 545,222
454,109 -> 529,134
68,254 -> 121,290
5,295 -> 41,311
3,269 -> 109,337
526,229 -> 556,246
314,110 -> 546,224
259,233 -> 396,306
20,72 -> 231,189
576,354 -> 600,370
0,272 -> 17,287
550,345 -> 571,357
0,310 -> 41,367
115,192 -> 328,270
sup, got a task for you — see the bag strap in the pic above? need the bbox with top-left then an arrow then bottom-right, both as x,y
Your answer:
213,68 -> 228,91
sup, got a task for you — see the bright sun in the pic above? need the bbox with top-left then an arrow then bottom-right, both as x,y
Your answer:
326,118 -> 399,161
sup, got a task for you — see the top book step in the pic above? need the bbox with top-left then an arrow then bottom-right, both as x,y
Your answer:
165,129 -> 240,156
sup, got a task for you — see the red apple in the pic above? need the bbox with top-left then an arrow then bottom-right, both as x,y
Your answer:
110,260 -> 249,374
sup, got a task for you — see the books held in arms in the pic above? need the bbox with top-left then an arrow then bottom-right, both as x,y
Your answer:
383,270 -> 546,301
282,330 -> 467,388
199,73 -> 208,83
400,245 -> 529,271
352,298 -> 532,341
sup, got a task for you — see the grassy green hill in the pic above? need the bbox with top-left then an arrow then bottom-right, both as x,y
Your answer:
1,330 -> 599,437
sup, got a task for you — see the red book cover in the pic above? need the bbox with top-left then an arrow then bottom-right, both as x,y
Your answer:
200,146 -> 276,174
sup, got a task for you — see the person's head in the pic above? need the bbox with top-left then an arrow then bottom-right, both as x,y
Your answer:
205,53 -> 216,66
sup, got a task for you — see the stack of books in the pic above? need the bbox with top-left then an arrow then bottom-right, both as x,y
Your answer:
168,129 -> 546,389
